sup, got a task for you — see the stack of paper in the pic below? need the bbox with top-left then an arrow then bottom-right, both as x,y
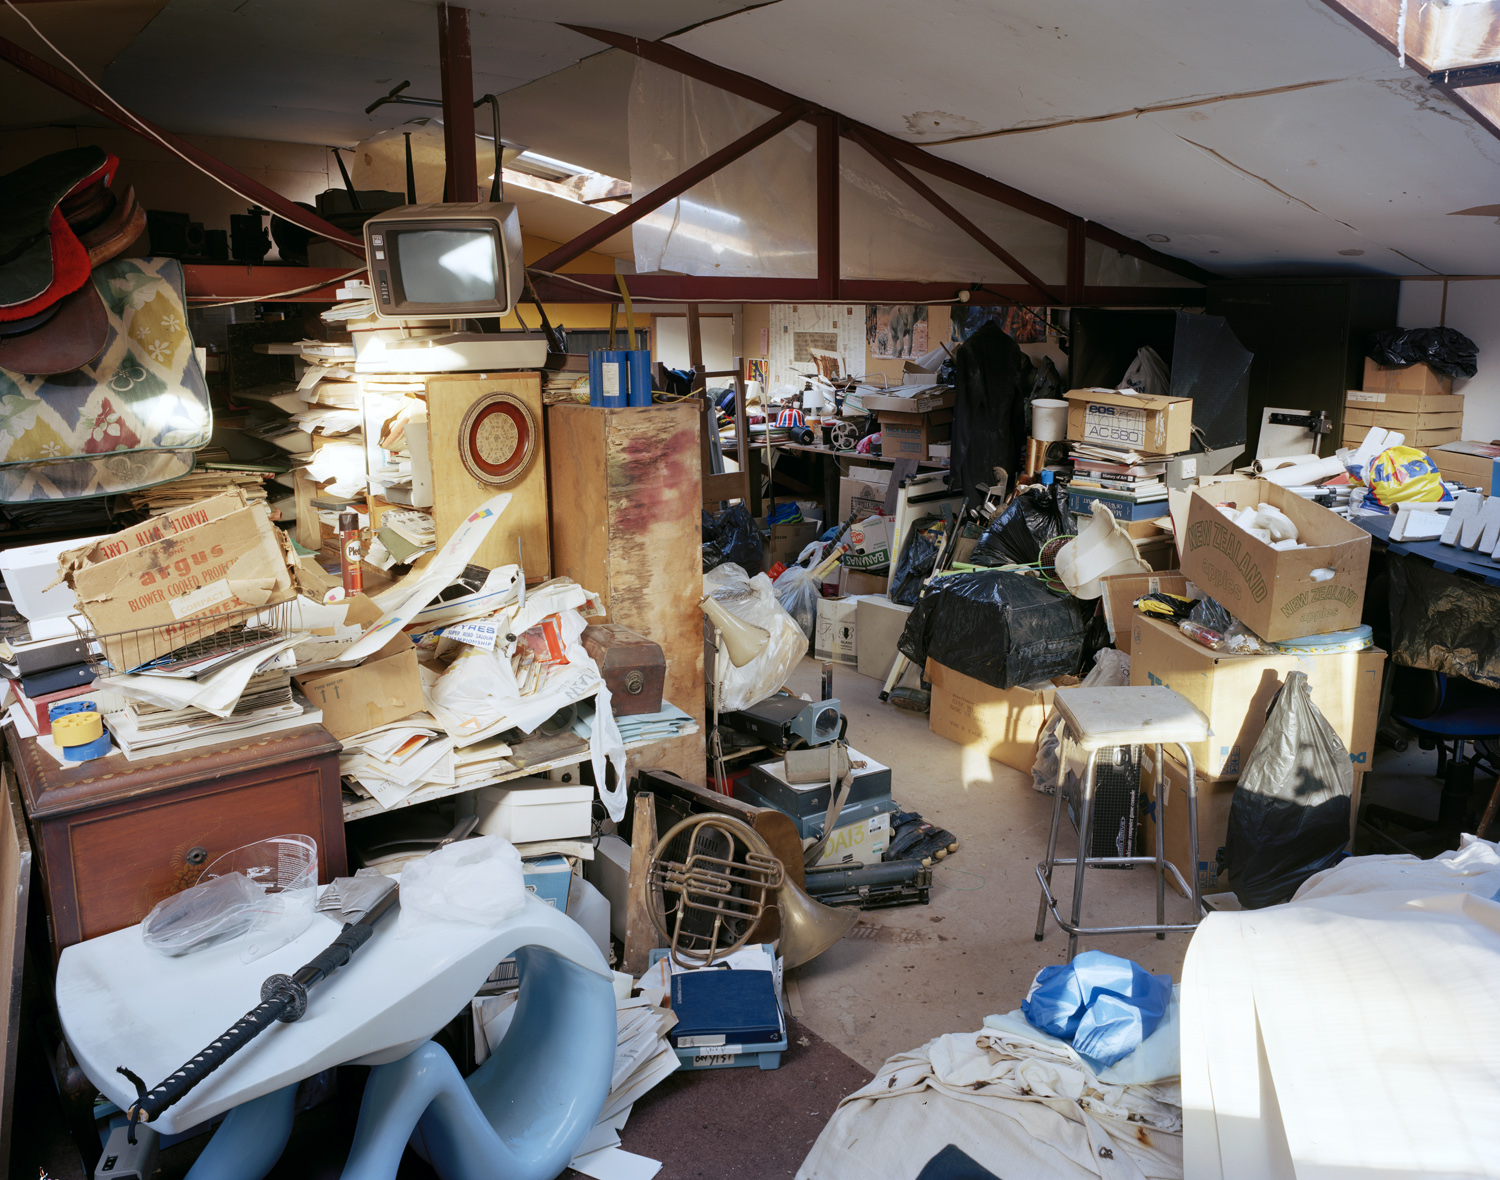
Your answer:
573,701 -> 693,746
338,716 -> 457,810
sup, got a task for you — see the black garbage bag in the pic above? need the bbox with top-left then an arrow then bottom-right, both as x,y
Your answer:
1367,327 -> 1479,380
702,504 -> 762,575
889,515 -> 944,606
1223,671 -> 1353,908
970,484 -> 1075,567
897,569 -> 1090,691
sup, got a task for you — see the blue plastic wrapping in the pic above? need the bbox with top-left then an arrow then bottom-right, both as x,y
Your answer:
1021,950 -> 1172,1068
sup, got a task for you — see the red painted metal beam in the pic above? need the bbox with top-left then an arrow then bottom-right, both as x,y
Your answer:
437,4 -> 478,202
530,101 -> 809,273
1066,217 -> 1086,303
181,265 -> 357,303
847,126 -> 1058,303
0,33 -> 365,254
565,23 -> 1215,285
816,113 -> 840,299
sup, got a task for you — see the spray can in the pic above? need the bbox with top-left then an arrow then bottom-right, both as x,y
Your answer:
340,511 -> 363,596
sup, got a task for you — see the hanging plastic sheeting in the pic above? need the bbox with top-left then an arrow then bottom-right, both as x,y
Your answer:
352,118 -> 523,204
1223,671 -> 1354,909
898,570 -> 1090,691
628,59 -> 817,278
1169,311 -> 1252,452
1387,553 -> 1500,690
702,562 -> 806,711
951,321 -> 1035,499
1084,238 -> 1201,289
837,140 -> 1067,284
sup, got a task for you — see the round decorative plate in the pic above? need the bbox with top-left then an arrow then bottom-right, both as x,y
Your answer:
457,392 -> 537,485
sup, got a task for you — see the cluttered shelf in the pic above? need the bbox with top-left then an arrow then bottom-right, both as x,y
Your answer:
728,440 -> 949,469
340,719 -> 699,822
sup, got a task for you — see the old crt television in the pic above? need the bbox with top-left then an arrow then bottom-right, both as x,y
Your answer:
363,201 -> 524,321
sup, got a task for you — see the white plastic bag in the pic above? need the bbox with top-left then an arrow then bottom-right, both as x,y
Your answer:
703,562 -> 805,712
1031,649 -> 1131,795
772,563 -> 821,639
397,835 -> 527,936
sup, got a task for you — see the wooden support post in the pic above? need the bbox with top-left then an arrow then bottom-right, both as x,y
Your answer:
437,4 -> 478,203
622,792 -> 659,977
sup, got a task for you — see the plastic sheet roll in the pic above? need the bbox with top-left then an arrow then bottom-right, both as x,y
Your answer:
1261,455 -> 1345,487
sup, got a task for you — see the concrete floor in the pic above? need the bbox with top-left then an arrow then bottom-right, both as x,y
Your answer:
778,657 -> 1198,1074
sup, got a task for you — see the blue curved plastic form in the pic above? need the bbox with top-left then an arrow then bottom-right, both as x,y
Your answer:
176,944 -> 615,1180
346,945 -> 616,1180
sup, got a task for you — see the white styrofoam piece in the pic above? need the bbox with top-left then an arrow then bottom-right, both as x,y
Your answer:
1052,686 -> 1210,751
1390,506 -> 1449,542
1464,497 -> 1500,551
56,893 -> 608,1135
1441,493 -> 1484,546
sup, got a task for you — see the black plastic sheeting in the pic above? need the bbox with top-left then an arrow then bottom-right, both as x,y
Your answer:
970,483 -> 1075,567
898,569 -> 1090,691
1169,310 -> 1251,452
1387,553 -> 1500,689
1367,326 -> 1479,380
889,515 -> 943,606
1224,671 -> 1353,909
702,504 -> 763,575
950,321 -> 1034,499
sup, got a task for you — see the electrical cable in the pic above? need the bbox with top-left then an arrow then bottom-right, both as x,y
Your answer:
2,0 -> 362,252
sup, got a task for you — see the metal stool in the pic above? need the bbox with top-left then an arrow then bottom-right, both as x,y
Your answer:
1035,685 -> 1211,960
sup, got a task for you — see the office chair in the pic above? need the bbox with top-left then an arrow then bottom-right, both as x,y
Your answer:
1369,667 -> 1500,842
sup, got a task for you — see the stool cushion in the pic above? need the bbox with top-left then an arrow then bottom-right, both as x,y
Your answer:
1053,686 -> 1209,750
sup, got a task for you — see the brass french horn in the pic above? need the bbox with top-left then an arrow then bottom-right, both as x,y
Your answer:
645,813 -> 857,970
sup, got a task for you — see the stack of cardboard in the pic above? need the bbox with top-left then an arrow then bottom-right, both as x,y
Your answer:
1344,358 -> 1463,451
866,384 -> 954,463
1063,387 -> 1192,521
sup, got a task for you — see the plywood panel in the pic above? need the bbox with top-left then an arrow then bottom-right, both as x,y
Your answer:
0,772 -> 29,1166
549,404 -> 707,783
427,372 -> 550,583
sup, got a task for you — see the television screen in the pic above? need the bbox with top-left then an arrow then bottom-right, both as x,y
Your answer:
394,229 -> 499,304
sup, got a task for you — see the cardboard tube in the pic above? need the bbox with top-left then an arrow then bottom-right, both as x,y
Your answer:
1261,455 -> 1344,487
1253,453 -> 1321,474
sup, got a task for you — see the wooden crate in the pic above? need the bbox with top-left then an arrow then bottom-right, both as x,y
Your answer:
548,404 -> 706,782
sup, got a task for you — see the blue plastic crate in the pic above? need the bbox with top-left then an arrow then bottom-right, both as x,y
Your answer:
672,1037 -> 786,1071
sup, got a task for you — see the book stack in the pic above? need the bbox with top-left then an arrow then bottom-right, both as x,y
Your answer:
106,671 -> 318,761
1068,454 -> 1169,517
1061,388 -> 1192,521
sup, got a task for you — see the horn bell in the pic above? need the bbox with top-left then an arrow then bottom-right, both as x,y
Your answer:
774,877 -> 858,971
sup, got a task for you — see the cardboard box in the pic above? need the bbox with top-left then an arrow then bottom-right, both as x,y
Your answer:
814,596 -> 858,665
864,387 -> 955,412
1345,389 -> 1463,414
521,854 -> 573,910
1128,614 -> 1384,780
844,515 -> 895,570
58,492 -> 296,668
1431,441 -> 1500,491
855,594 -> 913,679
879,409 -> 952,460
1142,749 -> 1363,898
811,807 -> 891,867
293,646 -> 424,739
1342,425 -> 1461,449
68,492 -> 248,564
1064,388 -> 1193,456
1362,358 -> 1452,395
838,472 -> 891,523
926,658 -> 1077,775
767,521 -> 820,565
1343,407 -> 1464,432
1099,570 -> 1188,654
1179,479 -> 1370,641
839,567 -> 889,596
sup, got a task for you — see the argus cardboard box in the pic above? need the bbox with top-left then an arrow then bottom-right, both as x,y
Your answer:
1179,479 -> 1370,642
55,491 -> 296,669
1064,388 -> 1193,456
1128,615 -> 1383,781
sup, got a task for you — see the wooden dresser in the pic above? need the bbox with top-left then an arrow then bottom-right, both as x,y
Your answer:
7,725 -> 345,960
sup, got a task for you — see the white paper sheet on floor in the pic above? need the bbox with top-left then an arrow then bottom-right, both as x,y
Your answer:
797,1021 -> 1183,1180
1181,835 -> 1500,1180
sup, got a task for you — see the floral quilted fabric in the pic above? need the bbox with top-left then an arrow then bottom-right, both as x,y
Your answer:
0,256 -> 211,502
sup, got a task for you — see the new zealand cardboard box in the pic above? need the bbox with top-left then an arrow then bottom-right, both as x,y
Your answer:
1179,479 -> 1370,641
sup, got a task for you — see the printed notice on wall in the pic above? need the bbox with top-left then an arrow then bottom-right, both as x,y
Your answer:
1081,403 -> 1149,448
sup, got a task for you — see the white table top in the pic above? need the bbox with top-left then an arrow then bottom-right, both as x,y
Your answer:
57,893 -> 609,1134
1053,686 -> 1210,750
1181,845 -> 1500,1180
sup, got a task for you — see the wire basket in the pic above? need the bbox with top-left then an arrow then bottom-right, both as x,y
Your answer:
71,600 -> 296,677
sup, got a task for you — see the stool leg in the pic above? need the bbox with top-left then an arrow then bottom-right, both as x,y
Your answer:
1035,730 -> 1070,942
1067,749 -> 1100,962
1179,743 -> 1203,915
1154,743 -> 1166,939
